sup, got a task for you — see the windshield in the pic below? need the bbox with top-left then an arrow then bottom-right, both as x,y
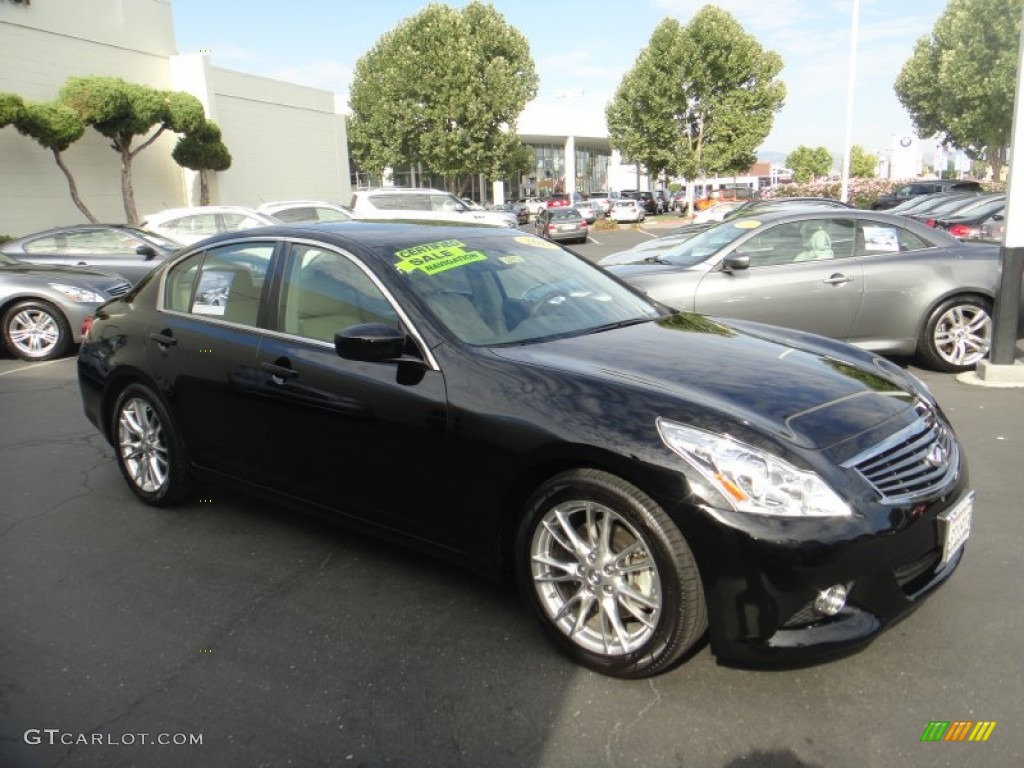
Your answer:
388,234 -> 662,345
660,220 -> 755,267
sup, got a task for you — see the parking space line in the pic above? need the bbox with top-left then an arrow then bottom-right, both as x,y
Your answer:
587,236 -> 603,245
0,357 -> 75,377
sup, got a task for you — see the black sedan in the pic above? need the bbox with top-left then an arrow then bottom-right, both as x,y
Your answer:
78,222 -> 971,677
492,202 -> 530,225
2,224 -> 181,285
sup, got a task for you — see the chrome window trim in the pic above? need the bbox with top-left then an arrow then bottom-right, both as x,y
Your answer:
155,235 -> 440,371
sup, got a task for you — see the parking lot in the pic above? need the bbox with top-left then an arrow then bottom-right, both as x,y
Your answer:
1,274 -> 1022,767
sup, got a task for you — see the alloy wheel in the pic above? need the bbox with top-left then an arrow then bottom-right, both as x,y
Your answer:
117,397 -> 169,494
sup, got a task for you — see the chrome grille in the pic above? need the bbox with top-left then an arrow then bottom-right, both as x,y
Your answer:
843,406 -> 958,503
106,282 -> 132,297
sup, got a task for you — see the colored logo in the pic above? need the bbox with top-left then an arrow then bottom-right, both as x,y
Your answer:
920,721 -> 996,742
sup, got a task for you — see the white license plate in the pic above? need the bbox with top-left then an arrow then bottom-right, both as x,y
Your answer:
558,224 -> 575,231
938,492 -> 973,565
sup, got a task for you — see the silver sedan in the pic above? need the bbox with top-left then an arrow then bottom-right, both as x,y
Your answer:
606,209 -> 1020,372
1,253 -> 131,361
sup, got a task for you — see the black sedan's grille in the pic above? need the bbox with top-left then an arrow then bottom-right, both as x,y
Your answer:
106,282 -> 132,297
843,407 -> 959,504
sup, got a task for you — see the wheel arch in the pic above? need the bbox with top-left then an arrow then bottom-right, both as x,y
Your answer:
98,366 -> 171,445
913,288 -> 994,344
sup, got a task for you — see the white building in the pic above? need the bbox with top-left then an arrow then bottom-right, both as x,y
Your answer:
0,0 -> 351,238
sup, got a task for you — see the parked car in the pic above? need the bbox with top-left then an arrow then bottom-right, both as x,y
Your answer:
598,232 -> 705,266
905,193 -> 998,227
257,200 -> 356,223
870,179 -> 982,211
78,220 -> 972,678
1,252 -> 131,360
545,194 -> 580,209
691,201 -> 746,224
350,188 -> 517,228
586,192 -> 616,216
934,198 -> 1005,241
517,198 -> 547,217
607,209 -> 1020,372
610,199 -> 646,223
621,190 -> 657,215
141,206 -> 281,245
2,224 -> 181,285
573,200 -> 602,224
492,202 -> 530,225
535,207 -> 588,244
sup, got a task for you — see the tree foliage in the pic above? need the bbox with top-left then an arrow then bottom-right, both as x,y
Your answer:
0,93 -> 25,128
6,99 -> 96,222
60,76 -> 206,224
347,2 -> 538,187
173,119 -> 232,205
786,145 -> 833,183
849,144 -> 877,178
606,9 -> 785,189
894,0 -> 1022,178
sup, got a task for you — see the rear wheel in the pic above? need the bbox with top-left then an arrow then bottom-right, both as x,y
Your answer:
112,383 -> 193,506
516,469 -> 706,678
917,295 -> 992,372
2,300 -> 71,361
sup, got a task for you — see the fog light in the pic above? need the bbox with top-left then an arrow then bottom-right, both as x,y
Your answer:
814,584 -> 848,616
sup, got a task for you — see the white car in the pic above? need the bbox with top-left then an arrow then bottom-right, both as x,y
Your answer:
610,199 -> 646,223
691,201 -> 745,224
516,197 -> 546,217
350,188 -> 517,228
257,200 -> 356,223
141,206 -> 280,245
573,200 -> 602,224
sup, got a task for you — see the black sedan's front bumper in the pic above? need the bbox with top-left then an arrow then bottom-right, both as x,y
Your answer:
668,483 -> 971,666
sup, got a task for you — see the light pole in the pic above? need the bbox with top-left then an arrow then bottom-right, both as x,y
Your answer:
839,0 -> 860,203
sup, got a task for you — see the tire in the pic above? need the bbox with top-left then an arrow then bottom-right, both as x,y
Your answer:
917,295 -> 993,372
2,300 -> 71,361
111,383 -> 193,506
516,469 -> 706,678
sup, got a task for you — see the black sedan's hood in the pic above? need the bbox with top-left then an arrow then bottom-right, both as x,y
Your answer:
491,314 -> 919,451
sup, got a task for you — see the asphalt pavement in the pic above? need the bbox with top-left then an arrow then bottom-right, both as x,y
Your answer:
0,334 -> 1021,767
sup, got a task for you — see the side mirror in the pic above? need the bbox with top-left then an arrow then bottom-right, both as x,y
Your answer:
335,323 -> 407,362
136,244 -> 158,260
722,253 -> 751,272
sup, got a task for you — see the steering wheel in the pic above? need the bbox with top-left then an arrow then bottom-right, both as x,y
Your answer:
526,290 -> 570,319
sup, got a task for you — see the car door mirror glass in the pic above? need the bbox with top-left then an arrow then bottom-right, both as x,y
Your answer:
722,253 -> 751,271
137,244 -> 158,259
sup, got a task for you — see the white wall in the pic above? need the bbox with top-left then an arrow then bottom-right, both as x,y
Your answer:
0,0 -> 351,238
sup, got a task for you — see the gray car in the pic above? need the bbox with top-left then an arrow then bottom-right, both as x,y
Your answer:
607,209 -> 1020,373
0,252 -> 131,361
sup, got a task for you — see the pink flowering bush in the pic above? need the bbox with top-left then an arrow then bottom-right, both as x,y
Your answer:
762,178 -> 1004,209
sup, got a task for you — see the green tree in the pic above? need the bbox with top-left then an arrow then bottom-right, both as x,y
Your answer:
0,93 -> 25,128
849,144 -> 877,178
347,2 -> 538,192
606,9 -> 785,204
7,99 -> 97,222
894,0 -> 1022,179
786,145 -> 833,182
60,76 -> 205,224
172,119 -> 232,205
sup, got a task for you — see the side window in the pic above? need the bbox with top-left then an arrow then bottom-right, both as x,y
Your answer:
24,235 -> 67,254
314,207 -> 350,221
280,245 -> 400,343
431,195 -> 463,212
220,213 -> 268,230
734,222 -> 806,266
163,243 -> 274,327
272,208 -> 315,223
63,230 -> 138,254
857,221 -> 930,256
167,214 -> 219,240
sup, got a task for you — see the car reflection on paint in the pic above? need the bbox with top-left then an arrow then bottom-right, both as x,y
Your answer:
79,221 -> 971,678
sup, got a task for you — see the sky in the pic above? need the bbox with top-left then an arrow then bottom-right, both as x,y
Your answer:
170,0 -> 950,159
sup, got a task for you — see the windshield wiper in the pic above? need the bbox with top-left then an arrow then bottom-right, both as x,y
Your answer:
588,317 -> 655,334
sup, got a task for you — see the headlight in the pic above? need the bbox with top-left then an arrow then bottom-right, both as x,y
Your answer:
49,283 -> 105,303
657,419 -> 851,517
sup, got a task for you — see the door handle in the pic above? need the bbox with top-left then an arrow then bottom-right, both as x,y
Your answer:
822,274 -> 854,286
76,261 -> 89,266
148,331 -> 178,347
261,361 -> 298,383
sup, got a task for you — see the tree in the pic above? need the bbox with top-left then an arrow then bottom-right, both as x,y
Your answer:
786,145 -> 833,182
606,10 -> 785,198
172,119 -> 232,205
0,93 -> 24,128
894,0 -> 1022,179
60,76 -> 205,224
8,99 -> 97,222
347,2 -> 538,191
849,144 -> 877,178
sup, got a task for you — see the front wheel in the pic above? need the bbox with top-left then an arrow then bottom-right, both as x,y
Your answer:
516,469 -> 707,678
917,295 -> 993,372
2,300 -> 71,361
111,383 -> 193,506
